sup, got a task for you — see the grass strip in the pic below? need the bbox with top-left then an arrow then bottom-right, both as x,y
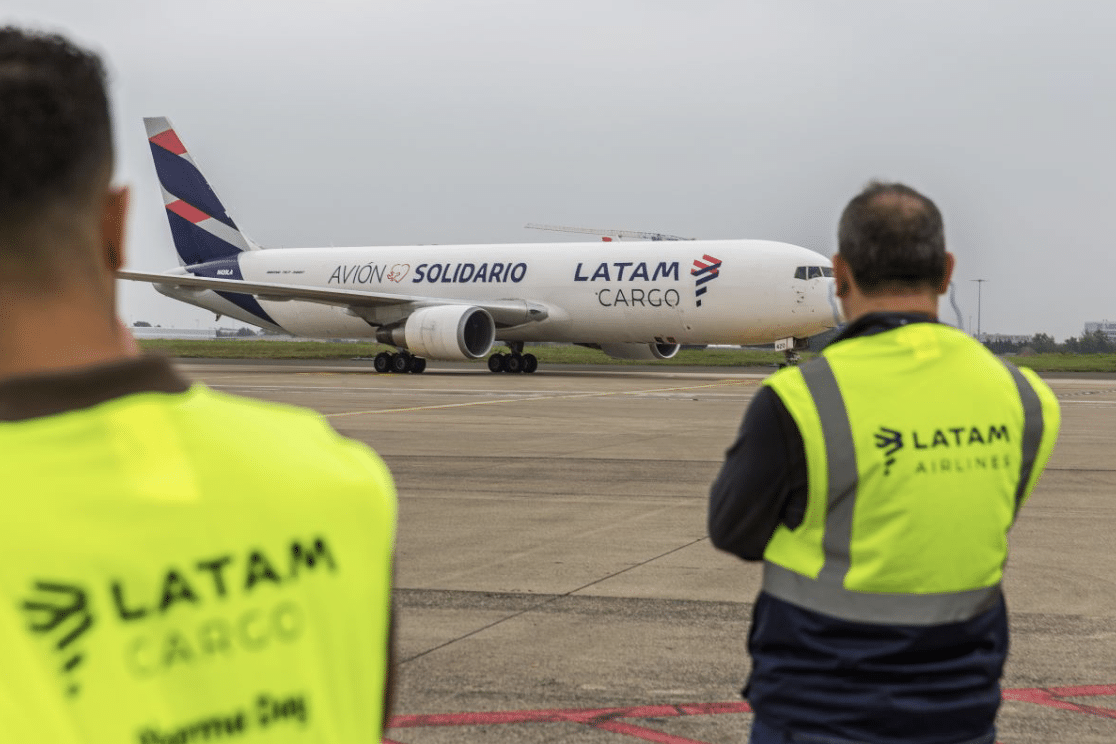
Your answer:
137,339 -> 1116,373
138,340 -> 786,367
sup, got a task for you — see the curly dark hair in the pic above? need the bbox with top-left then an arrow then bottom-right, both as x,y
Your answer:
837,182 -> 947,294
0,27 -> 113,235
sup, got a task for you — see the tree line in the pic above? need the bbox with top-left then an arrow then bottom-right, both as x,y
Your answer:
983,330 -> 1116,355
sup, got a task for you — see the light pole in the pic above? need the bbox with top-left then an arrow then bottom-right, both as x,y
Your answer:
971,279 -> 989,337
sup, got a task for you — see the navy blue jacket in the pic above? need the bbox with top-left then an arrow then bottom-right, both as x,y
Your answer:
709,314 -> 1005,744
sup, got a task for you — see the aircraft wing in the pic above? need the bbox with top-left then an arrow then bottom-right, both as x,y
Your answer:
117,270 -> 550,328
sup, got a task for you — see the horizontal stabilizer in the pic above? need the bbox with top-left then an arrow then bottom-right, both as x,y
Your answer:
117,270 -> 550,328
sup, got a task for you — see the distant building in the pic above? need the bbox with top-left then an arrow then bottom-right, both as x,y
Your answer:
128,326 -> 361,343
978,333 -> 1032,345
1083,321 -> 1116,342
131,327 -> 217,340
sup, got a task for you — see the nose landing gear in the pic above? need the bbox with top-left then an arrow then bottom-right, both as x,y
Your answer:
774,337 -> 809,368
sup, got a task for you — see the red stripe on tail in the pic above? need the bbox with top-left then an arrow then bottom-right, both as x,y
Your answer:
150,129 -> 188,155
166,199 -> 210,224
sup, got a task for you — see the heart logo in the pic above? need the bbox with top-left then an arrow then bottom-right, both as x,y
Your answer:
387,264 -> 410,283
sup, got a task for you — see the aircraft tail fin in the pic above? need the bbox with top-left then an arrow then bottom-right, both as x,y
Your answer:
144,117 -> 259,266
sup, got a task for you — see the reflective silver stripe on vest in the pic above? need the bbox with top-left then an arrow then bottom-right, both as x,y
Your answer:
800,358 -> 859,586
764,561 -> 1003,626
762,356 -> 1005,626
1003,363 -> 1045,516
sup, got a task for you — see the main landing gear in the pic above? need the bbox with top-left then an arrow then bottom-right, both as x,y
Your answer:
488,343 -> 538,374
373,350 -> 427,374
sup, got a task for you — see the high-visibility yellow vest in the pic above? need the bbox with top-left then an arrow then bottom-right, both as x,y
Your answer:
0,385 -> 396,743
762,323 -> 1059,625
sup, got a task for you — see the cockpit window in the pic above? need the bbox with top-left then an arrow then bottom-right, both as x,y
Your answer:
794,266 -> 834,280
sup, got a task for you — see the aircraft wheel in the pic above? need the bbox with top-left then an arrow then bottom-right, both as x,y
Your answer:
488,354 -> 505,373
409,356 -> 427,374
391,353 -> 411,374
374,352 -> 392,374
504,354 -> 523,374
522,353 -> 538,374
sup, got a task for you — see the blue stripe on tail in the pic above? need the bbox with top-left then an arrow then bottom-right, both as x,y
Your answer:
149,144 -> 239,230
165,211 -> 238,266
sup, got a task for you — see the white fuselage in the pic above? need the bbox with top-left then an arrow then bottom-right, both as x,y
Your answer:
164,239 -> 839,345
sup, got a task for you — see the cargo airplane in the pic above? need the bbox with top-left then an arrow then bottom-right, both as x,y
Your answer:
118,118 -> 840,374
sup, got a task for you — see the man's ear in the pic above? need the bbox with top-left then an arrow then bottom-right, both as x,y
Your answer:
832,253 -> 853,298
102,186 -> 129,272
936,252 -> 956,295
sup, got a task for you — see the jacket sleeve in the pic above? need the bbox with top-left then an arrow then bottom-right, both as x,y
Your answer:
708,385 -> 807,561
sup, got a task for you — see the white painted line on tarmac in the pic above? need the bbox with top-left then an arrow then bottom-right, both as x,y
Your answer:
322,380 -> 758,417
1059,400 -> 1116,405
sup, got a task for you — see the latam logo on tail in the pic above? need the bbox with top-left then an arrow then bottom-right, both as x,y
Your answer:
691,255 -> 722,307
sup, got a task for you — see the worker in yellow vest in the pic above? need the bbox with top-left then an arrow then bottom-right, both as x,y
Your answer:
0,27 -> 396,742
709,182 -> 1059,744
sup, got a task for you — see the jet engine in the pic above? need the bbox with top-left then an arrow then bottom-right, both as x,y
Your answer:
597,342 -> 681,361
377,305 -> 496,361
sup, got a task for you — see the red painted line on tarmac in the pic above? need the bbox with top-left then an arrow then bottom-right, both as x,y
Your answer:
674,701 -> 752,716
1002,686 -> 1116,719
385,687 -> 1116,743
390,706 -> 598,727
389,700 -> 751,729
1046,683 -> 1116,697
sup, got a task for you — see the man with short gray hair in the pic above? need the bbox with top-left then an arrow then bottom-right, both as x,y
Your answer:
710,182 -> 1060,743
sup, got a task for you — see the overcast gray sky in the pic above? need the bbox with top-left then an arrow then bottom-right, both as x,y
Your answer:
5,1 -> 1114,340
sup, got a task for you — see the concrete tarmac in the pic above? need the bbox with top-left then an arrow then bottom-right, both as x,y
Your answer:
179,359 -> 1116,743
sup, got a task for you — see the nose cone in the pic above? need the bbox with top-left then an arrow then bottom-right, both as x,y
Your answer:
822,278 -> 845,326
799,276 -> 842,332
785,249 -> 843,336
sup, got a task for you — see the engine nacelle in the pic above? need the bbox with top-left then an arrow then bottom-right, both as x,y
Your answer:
598,342 -> 681,361
377,305 -> 495,361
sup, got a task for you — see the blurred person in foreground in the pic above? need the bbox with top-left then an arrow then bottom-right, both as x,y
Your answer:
709,182 -> 1059,744
0,26 -> 396,742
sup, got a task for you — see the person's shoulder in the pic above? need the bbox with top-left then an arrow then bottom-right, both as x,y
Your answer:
1001,363 -> 1060,415
177,384 -> 331,432
174,385 -> 391,477
941,326 -> 1007,361
747,383 -> 787,418
762,358 -> 815,387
